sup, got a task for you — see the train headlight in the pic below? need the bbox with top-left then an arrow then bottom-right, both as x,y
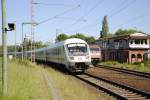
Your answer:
86,55 -> 90,59
69,57 -> 74,60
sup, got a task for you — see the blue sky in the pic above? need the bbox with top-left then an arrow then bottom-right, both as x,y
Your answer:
0,0 -> 150,45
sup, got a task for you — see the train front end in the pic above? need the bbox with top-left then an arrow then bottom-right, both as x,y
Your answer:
65,39 -> 91,72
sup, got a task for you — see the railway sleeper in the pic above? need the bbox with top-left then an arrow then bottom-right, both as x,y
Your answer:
126,97 -> 147,100
81,73 -> 150,99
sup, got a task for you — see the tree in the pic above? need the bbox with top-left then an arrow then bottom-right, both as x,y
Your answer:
21,38 -> 47,51
56,33 -> 96,43
70,33 -> 86,40
56,33 -> 69,42
115,28 -> 141,36
85,36 -> 96,43
100,16 -> 109,38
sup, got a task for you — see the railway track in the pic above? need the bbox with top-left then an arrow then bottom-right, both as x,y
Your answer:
97,65 -> 150,78
74,73 -> 150,100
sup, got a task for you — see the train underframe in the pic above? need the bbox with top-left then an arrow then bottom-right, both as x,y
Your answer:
35,59 -> 89,73
68,62 -> 89,73
91,58 -> 101,65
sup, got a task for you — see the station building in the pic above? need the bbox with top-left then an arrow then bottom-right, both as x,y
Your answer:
97,32 -> 150,63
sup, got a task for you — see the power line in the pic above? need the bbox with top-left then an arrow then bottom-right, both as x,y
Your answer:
109,0 -> 137,18
113,11 -> 150,30
65,0 -> 129,32
38,4 -> 80,25
65,0 -> 137,34
64,20 -> 100,34
67,0 -> 104,28
33,2 -> 77,7
107,0 -> 126,16
54,16 -> 86,22
64,0 -> 130,33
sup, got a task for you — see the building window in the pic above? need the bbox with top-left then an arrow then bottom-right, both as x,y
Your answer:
135,39 -> 140,44
131,54 -> 136,58
130,40 -> 133,44
141,40 -> 143,44
137,54 -> 142,58
144,39 -> 147,44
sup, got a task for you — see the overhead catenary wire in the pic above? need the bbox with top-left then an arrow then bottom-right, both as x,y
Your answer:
38,4 -> 81,25
33,2 -> 78,7
65,0 -> 137,34
66,8 -> 150,35
64,0 -> 130,33
67,0 -> 105,28
108,0 -> 137,18
53,16 -> 86,22
113,11 -> 150,30
64,0 -> 128,32
107,0 -> 126,16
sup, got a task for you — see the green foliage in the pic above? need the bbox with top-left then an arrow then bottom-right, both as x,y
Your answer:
133,62 -> 143,65
0,40 -> 46,54
85,36 -> 96,43
56,33 -> 96,43
70,33 -> 86,40
22,38 -> 47,51
0,59 -> 53,100
144,59 -> 150,67
46,65 -> 107,100
56,33 -> 69,42
100,16 -> 109,38
115,28 -> 141,36
99,61 -> 150,73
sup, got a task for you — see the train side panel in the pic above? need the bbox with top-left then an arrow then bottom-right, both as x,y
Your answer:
46,45 -> 67,65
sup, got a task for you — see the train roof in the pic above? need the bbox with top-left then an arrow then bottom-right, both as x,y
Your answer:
33,38 -> 88,52
47,38 -> 87,49
64,38 -> 87,44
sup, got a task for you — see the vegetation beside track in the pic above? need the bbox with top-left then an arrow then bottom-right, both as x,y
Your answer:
44,66 -> 114,100
0,59 -> 113,100
0,59 -> 53,100
98,61 -> 150,73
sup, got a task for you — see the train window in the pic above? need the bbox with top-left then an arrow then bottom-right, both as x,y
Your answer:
90,48 -> 99,51
67,43 -> 87,54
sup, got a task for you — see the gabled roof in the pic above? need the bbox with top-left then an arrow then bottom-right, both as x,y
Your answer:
98,32 -> 150,41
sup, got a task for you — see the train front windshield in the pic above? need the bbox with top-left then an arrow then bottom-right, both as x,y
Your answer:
67,43 -> 88,55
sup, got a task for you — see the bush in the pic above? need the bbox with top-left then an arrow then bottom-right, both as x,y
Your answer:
144,59 -> 150,67
133,62 -> 142,65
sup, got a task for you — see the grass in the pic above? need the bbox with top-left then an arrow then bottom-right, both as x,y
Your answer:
45,67 -> 114,100
0,59 -> 53,100
0,58 -> 114,100
99,61 -> 150,73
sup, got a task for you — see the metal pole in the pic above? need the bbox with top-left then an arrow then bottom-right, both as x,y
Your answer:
31,0 -> 34,63
15,24 -> 16,58
21,23 -> 24,61
31,30 -> 32,62
24,34 -> 27,59
1,0 -> 7,95
33,26 -> 35,63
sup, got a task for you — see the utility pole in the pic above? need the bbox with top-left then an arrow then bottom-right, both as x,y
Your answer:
1,0 -> 7,95
14,23 -> 17,58
22,23 -> 24,61
55,29 -> 59,43
31,0 -> 35,63
24,35 -> 27,59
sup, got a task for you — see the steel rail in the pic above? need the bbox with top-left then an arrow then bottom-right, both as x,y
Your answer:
74,73 -> 150,100
97,65 -> 150,78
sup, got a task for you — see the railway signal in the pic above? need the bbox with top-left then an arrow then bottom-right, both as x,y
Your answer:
8,23 -> 15,31
1,0 -> 15,95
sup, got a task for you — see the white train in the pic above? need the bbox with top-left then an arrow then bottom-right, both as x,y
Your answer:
9,38 -> 91,72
